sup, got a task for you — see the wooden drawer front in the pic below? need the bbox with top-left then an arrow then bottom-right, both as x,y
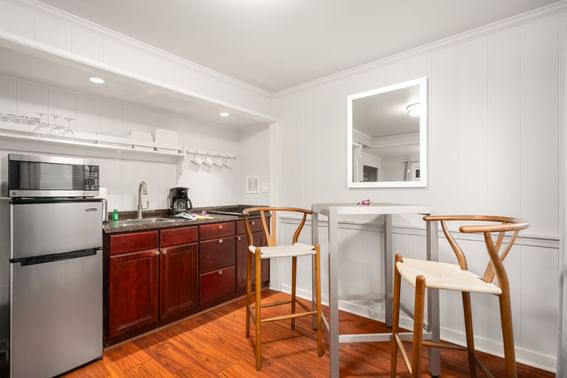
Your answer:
160,226 -> 198,247
199,222 -> 235,240
199,266 -> 235,305
108,231 -> 158,256
199,236 -> 235,273
236,218 -> 263,235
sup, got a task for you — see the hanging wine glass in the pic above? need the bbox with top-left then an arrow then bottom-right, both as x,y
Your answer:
62,117 -> 75,138
49,114 -> 64,138
33,112 -> 49,136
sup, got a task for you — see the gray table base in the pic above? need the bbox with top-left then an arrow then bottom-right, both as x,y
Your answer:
311,211 -> 440,378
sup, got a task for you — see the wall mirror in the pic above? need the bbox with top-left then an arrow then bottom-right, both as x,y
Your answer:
347,77 -> 427,188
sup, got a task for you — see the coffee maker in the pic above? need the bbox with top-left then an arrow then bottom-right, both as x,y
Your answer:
169,187 -> 193,214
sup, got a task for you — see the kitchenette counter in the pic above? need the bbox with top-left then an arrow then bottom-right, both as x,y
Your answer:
103,204 -> 270,345
102,205 -> 262,234
103,214 -> 239,234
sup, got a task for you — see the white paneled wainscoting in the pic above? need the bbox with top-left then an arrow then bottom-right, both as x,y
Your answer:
269,216 -> 559,372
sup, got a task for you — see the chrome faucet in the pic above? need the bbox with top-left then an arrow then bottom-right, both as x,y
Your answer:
137,181 -> 149,219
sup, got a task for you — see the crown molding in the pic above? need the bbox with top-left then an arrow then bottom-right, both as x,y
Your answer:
23,0 -> 273,98
274,0 -> 567,98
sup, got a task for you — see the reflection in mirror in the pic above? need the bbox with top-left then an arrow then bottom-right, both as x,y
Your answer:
347,78 -> 427,188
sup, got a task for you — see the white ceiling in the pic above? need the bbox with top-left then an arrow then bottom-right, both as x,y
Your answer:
353,85 -> 419,137
38,0 -> 558,92
0,44 -> 268,128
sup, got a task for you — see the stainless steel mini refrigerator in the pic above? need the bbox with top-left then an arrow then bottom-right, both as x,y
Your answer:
8,198 -> 103,377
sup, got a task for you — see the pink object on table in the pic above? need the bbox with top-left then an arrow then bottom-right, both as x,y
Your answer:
357,199 -> 371,206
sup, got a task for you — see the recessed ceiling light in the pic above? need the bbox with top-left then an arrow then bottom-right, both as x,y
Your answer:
89,77 -> 105,84
406,103 -> 421,117
220,112 -> 230,117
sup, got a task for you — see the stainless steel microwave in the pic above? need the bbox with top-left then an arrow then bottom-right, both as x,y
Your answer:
2,154 -> 99,198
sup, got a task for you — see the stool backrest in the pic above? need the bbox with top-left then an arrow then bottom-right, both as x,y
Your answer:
423,215 -> 529,290
242,207 -> 311,248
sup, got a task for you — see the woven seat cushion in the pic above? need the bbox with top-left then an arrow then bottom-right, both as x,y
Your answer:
248,243 -> 316,259
396,257 -> 501,295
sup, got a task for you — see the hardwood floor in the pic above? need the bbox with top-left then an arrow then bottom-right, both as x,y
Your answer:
67,291 -> 553,377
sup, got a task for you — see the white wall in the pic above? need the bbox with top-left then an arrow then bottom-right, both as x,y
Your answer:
270,12 -> 564,372
0,74 -> 270,210
239,125 -> 270,205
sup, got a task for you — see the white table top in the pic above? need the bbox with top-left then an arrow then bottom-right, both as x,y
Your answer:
311,202 -> 431,216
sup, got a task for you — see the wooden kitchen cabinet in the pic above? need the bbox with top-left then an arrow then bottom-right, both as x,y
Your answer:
105,217 -> 268,345
159,243 -> 198,321
236,229 -> 270,292
108,249 -> 159,338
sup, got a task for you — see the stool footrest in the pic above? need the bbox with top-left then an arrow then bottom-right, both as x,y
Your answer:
474,355 -> 495,378
395,334 -> 413,375
250,300 -> 292,310
262,311 -> 317,323
419,340 -> 466,351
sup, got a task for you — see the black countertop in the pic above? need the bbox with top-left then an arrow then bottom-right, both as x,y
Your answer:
102,205 -> 262,234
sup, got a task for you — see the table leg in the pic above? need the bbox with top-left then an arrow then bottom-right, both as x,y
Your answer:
426,219 -> 441,376
384,214 -> 393,327
311,210 -> 319,330
328,208 -> 340,378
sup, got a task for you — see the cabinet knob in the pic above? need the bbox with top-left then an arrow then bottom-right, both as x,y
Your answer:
218,239 -> 223,244
237,236 -> 241,241
251,221 -> 255,226
218,269 -> 223,275
155,250 -> 160,256
218,224 -> 223,230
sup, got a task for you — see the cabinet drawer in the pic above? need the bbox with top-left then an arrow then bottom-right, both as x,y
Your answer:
199,236 -> 235,273
199,266 -> 235,305
199,222 -> 235,240
108,231 -> 158,256
236,218 -> 263,235
160,226 -> 198,247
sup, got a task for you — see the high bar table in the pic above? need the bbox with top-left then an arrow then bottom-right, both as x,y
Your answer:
311,203 -> 440,378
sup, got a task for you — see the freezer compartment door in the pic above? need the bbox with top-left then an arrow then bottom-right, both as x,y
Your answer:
10,249 -> 103,377
12,201 -> 102,259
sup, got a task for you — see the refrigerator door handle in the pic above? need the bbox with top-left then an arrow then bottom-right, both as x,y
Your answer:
11,248 -> 100,266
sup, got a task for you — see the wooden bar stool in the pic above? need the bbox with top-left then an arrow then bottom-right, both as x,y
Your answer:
243,207 -> 324,371
391,215 -> 529,378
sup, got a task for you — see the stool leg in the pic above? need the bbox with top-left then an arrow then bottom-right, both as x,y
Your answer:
255,249 -> 263,371
411,275 -> 426,378
499,291 -> 517,378
291,256 -> 297,330
315,244 -> 324,356
391,255 -> 403,378
462,292 -> 477,377
246,251 -> 252,338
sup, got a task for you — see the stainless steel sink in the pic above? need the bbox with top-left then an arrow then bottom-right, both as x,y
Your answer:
118,217 -> 176,226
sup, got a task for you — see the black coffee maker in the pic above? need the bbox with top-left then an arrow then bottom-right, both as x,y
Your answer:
169,187 -> 193,214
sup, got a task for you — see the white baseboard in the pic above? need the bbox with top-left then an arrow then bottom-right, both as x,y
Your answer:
277,284 -> 556,373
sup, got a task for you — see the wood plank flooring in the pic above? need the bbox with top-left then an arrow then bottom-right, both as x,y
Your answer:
67,291 -> 554,377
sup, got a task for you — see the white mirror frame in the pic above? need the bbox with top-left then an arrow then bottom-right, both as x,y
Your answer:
347,77 -> 428,188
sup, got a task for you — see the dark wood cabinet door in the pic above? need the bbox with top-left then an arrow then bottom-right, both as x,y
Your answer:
108,249 -> 159,338
236,234 -> 250,291
236,231 -> 270,291
159,243 -> 198,321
